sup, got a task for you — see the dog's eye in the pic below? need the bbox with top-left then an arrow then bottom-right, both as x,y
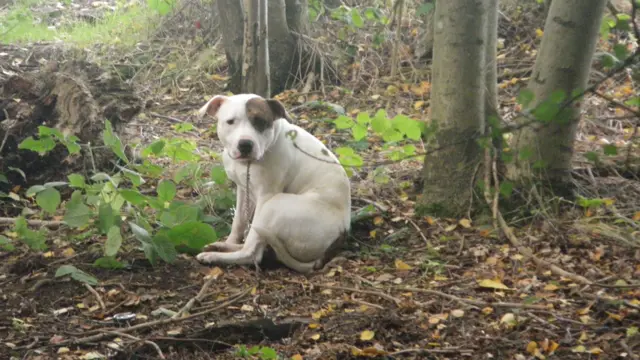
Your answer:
226,119 -> 235,125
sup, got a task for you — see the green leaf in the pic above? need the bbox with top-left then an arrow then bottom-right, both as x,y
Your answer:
0,235 -> 15,251
499,181 -> 514,198
68,174 -> 86,188
152,234 -> 178,263
259,347 -> 278,359
142,242 -> 158,265
335,146 -> 355,157
416,2 -> 434,16
625,97 -> 640,107
371,110 -> 390,134
167,221 -> 217,250
91,173 -> 113,183
104,226 -> 123,257
141,139 -> 166,158
64,191 -> 92,228
613,43 -> 628,61
157,180 -> 177,202
36,187 -> 61,214
103,120 -> 129,164
18,136 -> 56,155
98,203 -> 116,234
120,189 -> 147,206
15,216 -> 47,251
129,222 -> 153,243
603,144 -> 618,156
55,265 -> 99,285
333,115 -> 355,130
25,185 -> 46,197
124,172 -> 145,187
350,9 -> 364,27
352,124 -> 368,141
93,256 -> 126,269
382,128 -> 403,143
210,165 -> 228,185
517,89 -> 535,108
584,151 -> 599,163
356,112 -> 371,125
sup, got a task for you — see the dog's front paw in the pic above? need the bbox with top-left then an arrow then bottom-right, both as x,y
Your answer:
201,242 -> 241,252
196,252 -> 220,264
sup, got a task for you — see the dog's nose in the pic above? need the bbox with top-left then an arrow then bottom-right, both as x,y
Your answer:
237,139 -> 254,156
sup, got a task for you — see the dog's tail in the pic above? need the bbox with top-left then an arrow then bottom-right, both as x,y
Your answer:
251,226 -> 318,274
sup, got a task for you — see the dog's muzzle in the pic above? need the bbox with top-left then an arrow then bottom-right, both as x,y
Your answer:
237,139 -> 254,158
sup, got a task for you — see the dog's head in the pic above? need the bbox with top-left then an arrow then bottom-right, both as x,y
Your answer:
198,94 -> 287,161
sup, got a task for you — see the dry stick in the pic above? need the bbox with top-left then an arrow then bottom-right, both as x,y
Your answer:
398,286 -> 548,310
84,283 -> 106,312
389,347 -> 472,357
55,286 -> 253,347
106,331 -> 165,359
0,217 -> 65,227
172,276 -> 217,319
149,112 -> 185,123
314,284 -> 403,306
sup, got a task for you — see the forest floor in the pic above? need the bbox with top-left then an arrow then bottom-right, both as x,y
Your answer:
1,1 -> 639,359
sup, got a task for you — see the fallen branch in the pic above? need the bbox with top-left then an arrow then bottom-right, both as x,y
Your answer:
55,286 -> 253,347
314,284 -> 403,306
106,331 -> 165,359
389,347 -> 473,357
172,276 -> 217,319
84,283 -> 106,312
0,217 -> 65,228
398,286 -> 549,310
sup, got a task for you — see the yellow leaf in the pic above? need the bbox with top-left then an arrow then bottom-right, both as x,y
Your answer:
413,101 -> 425,110
373,216 -> 384,226
43,251 -> 55,258
543,284 -> 559,291
444,224 -> 457,232
369,230 -> 377,238
478,279 -> 511,290
251,286 -> 257,295
205,266 -> 224,280
588,347 -> 603,355
548,340 -> 559,354
576,306 -> 591,315
526,341 -> 538,354
310,333 -> 320,340
633,211 -> 640,221
451,309 -> 464,318
433,275 -> 448,281
500,313 -> 517,327
308,323 -> 320,329
572,345 -> 586,353
535,28 -> 544,38
291,355 -> 303,360
395,259 -> 413,271
360,330 -> 375,341
210,74 -> 229,81
167,63 -> 177,70
607,312 -> 622,321
61,247 -> 75,258
458,218 -> 472,228
482,307 -> 494,315
578,332 -> 589,343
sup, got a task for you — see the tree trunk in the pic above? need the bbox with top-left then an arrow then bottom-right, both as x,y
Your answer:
268,0 -> 298,96
417,0 -> 487,218
509,0 -> 607,197
414,0 -> 435,61
257,0 -> 271,97
217,0 -> 244,93
285,0 -> 310,34
485,0 -> 503,176
242,0 -> 259,93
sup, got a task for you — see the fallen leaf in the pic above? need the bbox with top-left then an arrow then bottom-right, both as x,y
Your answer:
373,216 -> 384,226
205,266 -> 223,280
360,330 -> 375,341
459,218 -> 472,228
482,307 -> 494,315
632,211 -> 640,221
588,347 -> 603,355
543,284 -> 559,291
394,259 -> 413,271
310,333 -> 321,340
413,101 -> 425,110
444,224 -> 457,232
43,251 -> 55,258
548,340 -> 559,353
627,326 -> 638,338
478,279 -> 511,290
571,345 -> 586,353
576,306 -> 591,315
500,313 -> 517,327
526,341 -> 538,354
535,28 -> 544,38
291,354 -> 303,360
61,247 -> 75,257
451,309 -> 465,318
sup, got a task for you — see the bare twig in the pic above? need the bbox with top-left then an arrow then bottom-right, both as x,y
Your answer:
149,112 -> 185,123
398,286 -> 549,310
172,276 -> 218,319
54,286 -> 253,347
389,347 -> 473,357
84,283 -> 106,312
105,331 -> 165,359
0,217 -> 65,227
314,284 -> 403,305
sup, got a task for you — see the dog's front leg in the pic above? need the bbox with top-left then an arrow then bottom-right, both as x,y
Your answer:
201,186 -> 253,253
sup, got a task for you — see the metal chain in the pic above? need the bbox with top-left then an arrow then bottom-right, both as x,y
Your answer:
243,161 -> 252,238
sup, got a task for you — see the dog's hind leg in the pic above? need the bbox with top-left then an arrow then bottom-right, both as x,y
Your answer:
251,226 -> 318,274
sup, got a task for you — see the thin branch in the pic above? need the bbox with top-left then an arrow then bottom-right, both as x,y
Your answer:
0,217 -> 65,228
105,331 -> 165,359
84,283 -> 106,312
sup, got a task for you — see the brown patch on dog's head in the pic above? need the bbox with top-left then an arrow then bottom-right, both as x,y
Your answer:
245,98 -> 287,133
198,95 -> 227,119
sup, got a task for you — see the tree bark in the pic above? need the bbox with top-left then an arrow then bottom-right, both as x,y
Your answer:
418,0 -> 487,218
268,0 -> 298,95
414,0 -> 435,61
509,0 -> 607,197
217,0 -> 244,93
285,0 -> 310,34
242,0 -> 260,93
257,0 -> 271,97
485,0 -> 503,176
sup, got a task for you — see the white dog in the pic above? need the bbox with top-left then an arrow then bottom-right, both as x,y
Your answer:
195,93 -> 351,273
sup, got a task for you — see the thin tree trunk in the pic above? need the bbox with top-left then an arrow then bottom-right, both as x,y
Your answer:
485,0 -> 503,176
268,0 -> 297,95
390,0 -> 404,77
242,0 -> 259,93
217,0 -> 244,93
418,0 -> 487,218
256,0 -> 271,97
414,0 -> 435,61
510,0 -> 607,197
285,0 -> 309,34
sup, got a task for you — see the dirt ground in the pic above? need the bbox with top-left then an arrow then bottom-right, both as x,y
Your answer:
1,1 -> 640,359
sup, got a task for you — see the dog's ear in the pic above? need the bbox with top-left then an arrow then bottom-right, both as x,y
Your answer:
265,99 -> 287,120
198,95 -> 227,119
